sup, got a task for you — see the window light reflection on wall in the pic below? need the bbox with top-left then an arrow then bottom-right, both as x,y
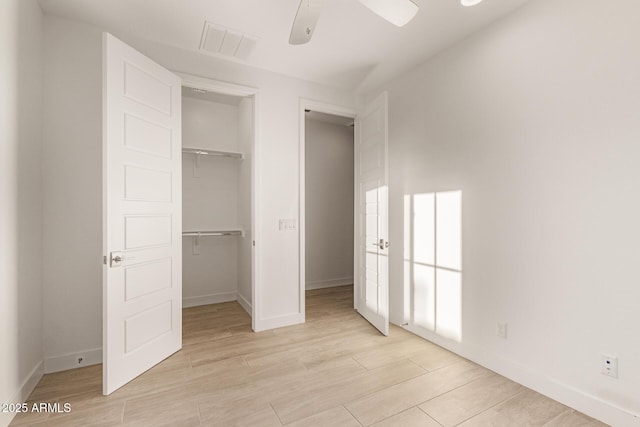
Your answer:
404,191 -> 462,342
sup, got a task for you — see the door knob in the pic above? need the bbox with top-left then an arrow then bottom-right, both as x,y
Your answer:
109,252 -> 135,267
371,239 -> 386,250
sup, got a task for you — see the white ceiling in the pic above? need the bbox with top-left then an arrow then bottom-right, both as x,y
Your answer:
38,0 -> 530,93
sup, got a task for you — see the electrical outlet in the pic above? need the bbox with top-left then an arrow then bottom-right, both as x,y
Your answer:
601,354 -> 618,378
497,322 -> 507,339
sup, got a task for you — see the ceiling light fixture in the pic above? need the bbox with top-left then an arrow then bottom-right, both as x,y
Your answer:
289,0 -> 325,45
289,0 -> 420,45
460,0 -> 483,6
358,0 -> 419,27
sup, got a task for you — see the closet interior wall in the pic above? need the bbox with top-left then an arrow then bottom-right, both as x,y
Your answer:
181,88 -> 253,311
304,114 -> 354,291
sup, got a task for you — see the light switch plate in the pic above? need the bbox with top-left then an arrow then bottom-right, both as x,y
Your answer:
279,219 -> 297,230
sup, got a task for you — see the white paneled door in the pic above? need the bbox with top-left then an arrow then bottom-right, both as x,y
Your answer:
355,92 -> 389,336
103,33 -> 182,395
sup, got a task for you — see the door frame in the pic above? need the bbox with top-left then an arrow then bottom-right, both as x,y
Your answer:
177,73 -> 262,331
298,99 -> 357,317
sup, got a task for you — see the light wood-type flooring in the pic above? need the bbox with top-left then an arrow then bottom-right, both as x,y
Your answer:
11,285 -> 607,426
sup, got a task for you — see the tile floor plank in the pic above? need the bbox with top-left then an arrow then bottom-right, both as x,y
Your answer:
271,360 -> 426,424
370,407 -> 441,427
284,406 -> 361,427
543,409 -> 609,427
419,373 -> 524,426
457,389 -> 569,427
346,360 -> 490,426
201,404 -> 282,427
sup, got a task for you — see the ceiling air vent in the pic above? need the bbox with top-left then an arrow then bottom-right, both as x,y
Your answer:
199,21 -> 258,61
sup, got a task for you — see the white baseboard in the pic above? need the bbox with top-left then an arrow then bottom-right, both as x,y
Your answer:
477,350 -> 639,427
1,361 -> 44,427
254,312 -> 304,332
43,293 -> 239,375
182,291 -> 237,308
402,325 -> 640,427
44,348 -> 102,374
236,292 -> 252,315
306,277 -> 353,290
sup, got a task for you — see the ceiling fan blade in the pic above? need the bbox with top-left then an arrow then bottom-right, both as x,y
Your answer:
359,0 -> 419,27
289,0 -> 326,45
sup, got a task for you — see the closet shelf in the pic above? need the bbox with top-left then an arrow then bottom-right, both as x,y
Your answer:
182,147 -> 244,160
183,229 -> 244,237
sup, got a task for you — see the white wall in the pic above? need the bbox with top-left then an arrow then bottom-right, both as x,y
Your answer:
305,119 -> 354,289
0,0 -> 44,425
381,0 -> 640,425
41,13 -> 356,364
182,96 -> 240,230
182,96 -> 239,152
42,17 -> 103,370
181,153 -> 240,305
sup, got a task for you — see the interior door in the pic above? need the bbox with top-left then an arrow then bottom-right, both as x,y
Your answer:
103,33 -> 182,395
355,92 -> 389,336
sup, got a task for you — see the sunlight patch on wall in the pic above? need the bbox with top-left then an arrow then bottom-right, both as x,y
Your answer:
414,193 -> 435,265
436,191 -> 462,271
404,191 -> 462,342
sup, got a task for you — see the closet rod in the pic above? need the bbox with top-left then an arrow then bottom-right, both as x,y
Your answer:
182,230 -> 243,237
182,147 -> 244,159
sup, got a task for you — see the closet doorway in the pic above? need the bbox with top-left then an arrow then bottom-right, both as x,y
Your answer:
179,74 -> 260,331
299,100 -> 357,318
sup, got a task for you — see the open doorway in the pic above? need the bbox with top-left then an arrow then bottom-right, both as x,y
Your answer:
180,87 -> 253,312
300,101 -> 357,319
299,94 -> 389,334
178,74 -> 261,332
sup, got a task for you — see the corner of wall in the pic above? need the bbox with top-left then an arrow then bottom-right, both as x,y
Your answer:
0,361 -> 44,427
0,1 -> 45,424
236,292 -> 252,316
